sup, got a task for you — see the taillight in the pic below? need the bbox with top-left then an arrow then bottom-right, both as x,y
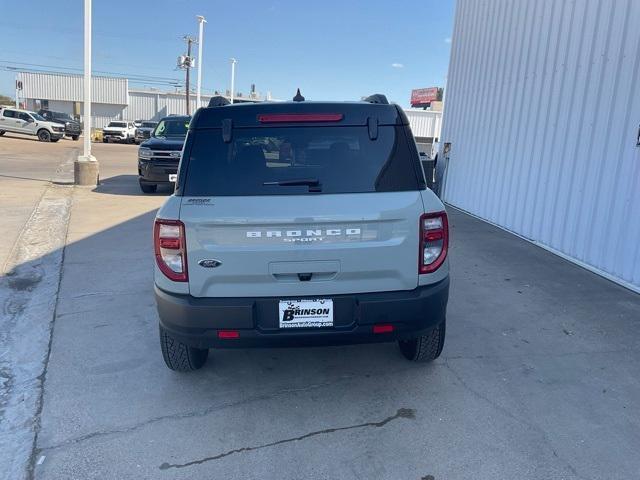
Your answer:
257,113 -> 343,123
419,212 -> 448,274
154,219 -> 188,282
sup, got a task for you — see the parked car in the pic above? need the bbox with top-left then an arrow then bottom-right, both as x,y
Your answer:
153,95 -> 450,371
38,109 -> 82,140
137,116 -> 189,193
134,121 -> 158,144
0,107 -> 66,142
102,121 -> 137,143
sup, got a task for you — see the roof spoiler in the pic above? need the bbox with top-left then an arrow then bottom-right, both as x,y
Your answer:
363,94 -> 389,105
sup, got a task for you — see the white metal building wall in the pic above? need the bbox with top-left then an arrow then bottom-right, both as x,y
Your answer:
404,109 -> 442,140
441,0 -> 640,292
18,72 -> 128,104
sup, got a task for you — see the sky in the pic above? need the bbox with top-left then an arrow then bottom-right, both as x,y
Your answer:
0,0 -> 455,107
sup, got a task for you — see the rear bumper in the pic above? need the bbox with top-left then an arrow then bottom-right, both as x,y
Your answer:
155,279 -> 449,349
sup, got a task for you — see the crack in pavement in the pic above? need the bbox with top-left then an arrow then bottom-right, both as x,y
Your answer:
38,363 -> 431,454
442,359 -> 592,480
158,408 -> 416,470
37,379 -> 348,453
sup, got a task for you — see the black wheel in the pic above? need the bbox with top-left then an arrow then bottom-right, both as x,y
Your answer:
398,320 -> 446,362
139,182 -> 157,193
38,129 -> 51,142
72,135 -> 79,141
103,138 -> 107,143
159,325 -> 208,371
0,130 -> 5,136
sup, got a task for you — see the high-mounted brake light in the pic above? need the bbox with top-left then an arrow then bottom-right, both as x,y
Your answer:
257,113 -> 343,123
419,212 -> 448,274
154,219 -> 188,282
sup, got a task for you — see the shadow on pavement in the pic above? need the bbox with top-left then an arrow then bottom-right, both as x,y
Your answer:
93,174 -> 174,196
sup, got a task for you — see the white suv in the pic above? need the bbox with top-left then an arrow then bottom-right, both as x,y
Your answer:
154,95 -> 450,371
0,108 -> 66,142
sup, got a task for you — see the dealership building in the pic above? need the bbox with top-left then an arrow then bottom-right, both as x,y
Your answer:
439,0 -> 640,292
16,71 -> 442,146
16,71 -> 268,128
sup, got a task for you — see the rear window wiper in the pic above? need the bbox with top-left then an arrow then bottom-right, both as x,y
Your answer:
263,178 -> 322,192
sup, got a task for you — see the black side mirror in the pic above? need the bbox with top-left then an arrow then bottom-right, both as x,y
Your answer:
27,117 -> 34,123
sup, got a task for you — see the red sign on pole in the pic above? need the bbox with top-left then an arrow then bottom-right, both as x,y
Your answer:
410,87 -> 439,107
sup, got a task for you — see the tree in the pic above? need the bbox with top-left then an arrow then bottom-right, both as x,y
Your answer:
0,94 -> 14,105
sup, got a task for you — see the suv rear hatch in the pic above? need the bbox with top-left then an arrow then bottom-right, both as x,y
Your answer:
178,103 -> 426,298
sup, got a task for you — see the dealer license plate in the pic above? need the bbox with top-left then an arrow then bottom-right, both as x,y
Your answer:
278,299 -> 334,328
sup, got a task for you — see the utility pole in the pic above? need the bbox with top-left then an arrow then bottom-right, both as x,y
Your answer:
182,35 -> 195,115
230,58 -> 237,104
74,0 -> 98,185
196,15 -> 206,109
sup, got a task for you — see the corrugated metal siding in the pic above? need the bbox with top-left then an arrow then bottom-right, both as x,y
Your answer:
404,109 -> 443,139
441,0 -> 640,292
123,90 -> 212,121
18,72 -> 128,104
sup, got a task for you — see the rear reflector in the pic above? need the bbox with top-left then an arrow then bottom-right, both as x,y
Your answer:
258,113 -> 343,123
373,324 -> 394,334
218,330 -> 240,339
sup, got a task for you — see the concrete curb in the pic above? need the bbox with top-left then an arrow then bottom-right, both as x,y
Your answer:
0,184 -> 73,480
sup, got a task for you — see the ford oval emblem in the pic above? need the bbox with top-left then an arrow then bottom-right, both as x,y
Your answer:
198,259 -> 222,268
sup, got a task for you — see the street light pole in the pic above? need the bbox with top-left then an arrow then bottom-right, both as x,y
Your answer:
230,58 -> 237,104
196,15 -> 206,109
75,0 -> 99,185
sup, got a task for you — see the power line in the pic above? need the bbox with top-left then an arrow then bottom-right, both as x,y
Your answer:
0,60 -> 181,83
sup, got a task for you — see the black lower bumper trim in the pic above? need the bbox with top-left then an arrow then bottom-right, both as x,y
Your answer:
155,279 -> 449,349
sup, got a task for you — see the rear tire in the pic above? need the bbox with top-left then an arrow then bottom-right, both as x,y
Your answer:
0,130 -> 5,136
72,135 -> 79,141
37,129 -> 51,142
139,182 -> 157,193
159,325 -> 208,371
398,319 -> 446,362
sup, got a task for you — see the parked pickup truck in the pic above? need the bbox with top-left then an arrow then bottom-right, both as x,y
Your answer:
134,121 -> 158,144
38,109 -> 82,141
0,107 -> 66,142
102,121 -> 137,143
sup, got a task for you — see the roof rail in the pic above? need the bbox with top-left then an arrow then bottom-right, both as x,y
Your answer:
363,94 -> 389,105
208,95 -> 231,108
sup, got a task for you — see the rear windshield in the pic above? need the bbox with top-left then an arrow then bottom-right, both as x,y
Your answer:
108,122 -> 126,128
183,126 -> 419,196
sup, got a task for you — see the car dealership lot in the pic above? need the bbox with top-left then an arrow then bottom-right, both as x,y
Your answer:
1,140 -> 639,479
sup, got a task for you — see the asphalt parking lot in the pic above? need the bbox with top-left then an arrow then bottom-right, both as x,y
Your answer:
1,133 -> 640,479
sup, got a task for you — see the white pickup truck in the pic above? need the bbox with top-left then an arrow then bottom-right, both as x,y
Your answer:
0,107 -> 66,142
102,121 -> 137,143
